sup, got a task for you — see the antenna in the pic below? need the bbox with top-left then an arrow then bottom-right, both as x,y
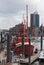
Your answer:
26,0 -> 28,29
22,14 -> 25,25
22,14 -> 25,35
26,0 -> 28,5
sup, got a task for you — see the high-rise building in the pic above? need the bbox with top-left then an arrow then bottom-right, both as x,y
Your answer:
30,12 -> 39,27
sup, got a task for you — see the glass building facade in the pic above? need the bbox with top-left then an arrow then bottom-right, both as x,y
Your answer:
30,12 -> 39,27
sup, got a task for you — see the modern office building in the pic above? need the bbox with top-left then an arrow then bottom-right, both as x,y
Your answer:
30,12 -> 39,27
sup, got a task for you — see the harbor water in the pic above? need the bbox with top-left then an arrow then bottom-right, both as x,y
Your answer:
30,37 -> 44,65
31,37 -> 44,51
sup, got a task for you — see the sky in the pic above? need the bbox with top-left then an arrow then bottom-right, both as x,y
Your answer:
0,0 -> 44,29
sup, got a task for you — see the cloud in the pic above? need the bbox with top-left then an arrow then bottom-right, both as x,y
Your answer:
0,11 -> 24,29
0,0 -> 26,13
0,10 -> 30,30
0,0 -> 44,29
29,0 -> 40,4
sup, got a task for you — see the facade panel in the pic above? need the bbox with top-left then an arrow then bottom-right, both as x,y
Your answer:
30,12 -> 39,27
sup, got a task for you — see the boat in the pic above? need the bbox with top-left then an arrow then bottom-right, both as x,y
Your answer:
10,36 -> 34,56
10,0 -> 34,57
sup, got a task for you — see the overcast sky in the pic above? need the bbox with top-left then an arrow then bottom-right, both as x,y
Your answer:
0,0 -> 44,29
